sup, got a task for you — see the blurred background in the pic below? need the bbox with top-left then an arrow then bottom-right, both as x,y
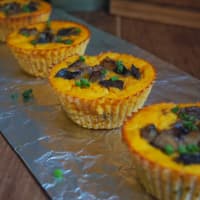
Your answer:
47,0 -> 200,79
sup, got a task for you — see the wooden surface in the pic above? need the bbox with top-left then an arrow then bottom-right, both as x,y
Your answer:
110,0 -> 200,29
143,0 -> 200,9
0,135 -> 48,200
1,10 -> 200,200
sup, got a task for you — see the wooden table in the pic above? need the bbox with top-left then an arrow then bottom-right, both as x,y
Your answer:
0,10 -> 200,200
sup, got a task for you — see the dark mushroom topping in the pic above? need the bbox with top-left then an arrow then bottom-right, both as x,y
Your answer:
99,79 -> 124,90
179,107 -> 200,120
36,30 -> 56,44
100,57 -> 116,71
68,59 -> 86,69
57,27 -> 81,36
176,153 -> 200,165
131,64 -> 141,79
152,130 -> 180,150
183,131 -> 200,146
141,124 -> 158,143
19,28 -> 38,36
55,68 -> 81,79
89,66 -> 105,82
114,60 -> 130,76
3,2 -> 21,15
89,71 -> 103,82
172,122 -> 190,138
27,1 -> 39,12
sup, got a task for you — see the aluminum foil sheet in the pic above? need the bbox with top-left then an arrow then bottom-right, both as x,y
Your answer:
1,9 -> 200,200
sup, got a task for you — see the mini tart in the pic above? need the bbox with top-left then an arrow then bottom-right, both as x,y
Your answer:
123,102 -> 200,200
7,20 -> 90,77
49,52 -> 156,129
0,0 -> 51,42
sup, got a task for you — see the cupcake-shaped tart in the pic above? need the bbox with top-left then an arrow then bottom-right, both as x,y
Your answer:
7,20 -> 90,77
49,52 -> 156,129
123,102 -> 200,200
0,0 -> 51,42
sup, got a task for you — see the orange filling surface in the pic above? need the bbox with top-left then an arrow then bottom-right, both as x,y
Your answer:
7,21 -> 90,50
49,52 -> 156,100
0,0 -> 51,18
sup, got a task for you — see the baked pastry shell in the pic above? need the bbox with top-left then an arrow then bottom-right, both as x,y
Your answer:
122,103 -> 200,200
7,21 -> 91,77
0,0 -> 52,42
49,52 -> 156,129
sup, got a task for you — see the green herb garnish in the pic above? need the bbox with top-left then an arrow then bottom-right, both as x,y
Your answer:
22,89 -> 33,102
110,76 -> 119,81
116,60 -> 124,73
178,145 -> 187,154
75,80 -> 81,87
164,144 -> 174,155
75,78 -> 90,88
30,40 -> 37,45
79,56 -> 85,62
171,106 -> 179,114
64,39 -> 73,45
22,5 -> 31,13
101,69 -> 108,76
75,28 -> 81,34
53,169 -> 64,179
186,144 -> 199,153
21,32 -> 30,37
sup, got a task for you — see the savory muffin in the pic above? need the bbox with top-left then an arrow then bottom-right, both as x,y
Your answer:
0,0 -> 51,42
123,102 -> 200,200
7,20 -> 91,77
49,52 -> 156,129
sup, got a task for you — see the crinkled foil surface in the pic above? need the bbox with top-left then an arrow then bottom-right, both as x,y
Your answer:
1,9 -> 200,200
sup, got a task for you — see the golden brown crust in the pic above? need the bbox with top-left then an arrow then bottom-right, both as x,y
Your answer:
122,102 -> 200,200
6,20 -> 91,77
0,0 -> 52,41
49,52 -> 156,129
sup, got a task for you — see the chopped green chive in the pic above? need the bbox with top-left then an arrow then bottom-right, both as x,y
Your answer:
53,169 -> 64,179
75,28 -> 81,34
171,106 -> 179,114
30,40 -> 37,45
116,60 -> 124,73
80,78 -> 90,87
110,76 -> 119,81
75,80 -> 81,87
75,78 -> 90,88
79,56 -> 85,62
22,5 -> 31,13
164,144 -> 174,155
186,144 -> 199,153
183,120 -> 198,131
178,145 -> 187,154
64,39 -> 73,45
21,32 -> 30,37
101,69 -> 108,76
22,89 -> 33,102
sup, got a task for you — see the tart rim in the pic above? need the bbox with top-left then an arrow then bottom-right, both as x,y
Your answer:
48,51 -> 156,102
6,20 -> 91,51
